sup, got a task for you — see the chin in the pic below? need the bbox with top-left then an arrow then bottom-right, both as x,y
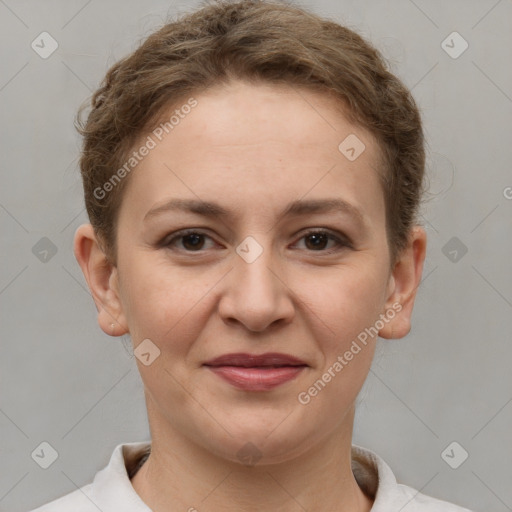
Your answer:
202,419 -> 316,466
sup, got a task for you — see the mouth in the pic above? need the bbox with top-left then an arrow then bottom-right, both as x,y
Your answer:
203,352 -> 308,368
203,352 -> 308,391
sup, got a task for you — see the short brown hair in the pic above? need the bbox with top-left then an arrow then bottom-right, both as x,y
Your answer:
76,0 -> 426,267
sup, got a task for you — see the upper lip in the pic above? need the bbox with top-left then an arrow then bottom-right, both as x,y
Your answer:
203,352 -> 308,367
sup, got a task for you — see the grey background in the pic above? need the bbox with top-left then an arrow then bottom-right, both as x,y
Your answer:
0,0 -> 511,511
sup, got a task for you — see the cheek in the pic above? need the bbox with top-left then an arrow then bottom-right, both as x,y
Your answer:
295,270 -> 381,413
119,256 -> 216,347
296,264 -> 387,343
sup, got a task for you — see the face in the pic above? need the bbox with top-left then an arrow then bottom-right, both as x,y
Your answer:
78,79 -> 424,464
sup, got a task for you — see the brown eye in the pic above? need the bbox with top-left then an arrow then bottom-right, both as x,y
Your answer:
163,230 -> 216,251
181,233 -> 206,250
304,232 -> 330,250
295,229 -> 351,253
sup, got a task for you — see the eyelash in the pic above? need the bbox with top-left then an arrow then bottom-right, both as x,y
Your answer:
160,228 -> 352,254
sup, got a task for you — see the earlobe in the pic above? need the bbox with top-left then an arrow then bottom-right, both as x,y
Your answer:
73,223 -> 129,337
378,226 -> 427,340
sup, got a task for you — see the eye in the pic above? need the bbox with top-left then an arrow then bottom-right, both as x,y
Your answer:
162,229 -> 216,251
160,228 -> 352,254
293,229 -> 351,253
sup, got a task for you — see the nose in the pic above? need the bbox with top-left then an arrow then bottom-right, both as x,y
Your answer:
217,239 -> 295,332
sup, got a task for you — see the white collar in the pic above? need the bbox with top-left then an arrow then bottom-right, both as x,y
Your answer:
33,441 -> 472,511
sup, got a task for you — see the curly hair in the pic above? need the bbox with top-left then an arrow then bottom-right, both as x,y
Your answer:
76,0 -> 426,267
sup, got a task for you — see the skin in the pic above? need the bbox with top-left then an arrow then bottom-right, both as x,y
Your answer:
74,79 -> 426,512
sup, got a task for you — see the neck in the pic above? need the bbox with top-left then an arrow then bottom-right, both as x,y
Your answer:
131,401 -> 374,511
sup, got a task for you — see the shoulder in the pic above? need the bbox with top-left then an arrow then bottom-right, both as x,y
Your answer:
351,444 -> 474,512
27,483 -> 96,512
28,440 -> 152,512
394,482 -> 474,511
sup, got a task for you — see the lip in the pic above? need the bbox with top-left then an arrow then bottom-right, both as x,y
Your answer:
203,352 -> 307,367
203,352 -> 308,391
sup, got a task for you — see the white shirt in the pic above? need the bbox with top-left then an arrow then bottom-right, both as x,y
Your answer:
30,441 -> 473,511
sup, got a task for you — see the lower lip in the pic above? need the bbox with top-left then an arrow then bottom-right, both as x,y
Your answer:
205,365 -> 306,391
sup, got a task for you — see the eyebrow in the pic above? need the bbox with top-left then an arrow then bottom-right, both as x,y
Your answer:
143,197 -> 367,228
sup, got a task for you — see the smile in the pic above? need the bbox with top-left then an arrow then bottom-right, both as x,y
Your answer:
203,352 -> 308,391
205,365 -> 306,391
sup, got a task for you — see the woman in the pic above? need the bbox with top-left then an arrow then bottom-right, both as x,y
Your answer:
31,0 -> 473,510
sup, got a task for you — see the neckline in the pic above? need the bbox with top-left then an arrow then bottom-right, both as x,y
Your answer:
128,446 -> 151,480
125,443 -> 378,499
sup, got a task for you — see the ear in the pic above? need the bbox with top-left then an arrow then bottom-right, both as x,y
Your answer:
73,223 -> 129,337
378,225 -> 427,339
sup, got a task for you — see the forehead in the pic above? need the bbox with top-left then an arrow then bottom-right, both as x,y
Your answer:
119,80 -> 385,225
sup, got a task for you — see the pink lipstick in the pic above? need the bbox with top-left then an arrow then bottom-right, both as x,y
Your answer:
203,352 -> 307,391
